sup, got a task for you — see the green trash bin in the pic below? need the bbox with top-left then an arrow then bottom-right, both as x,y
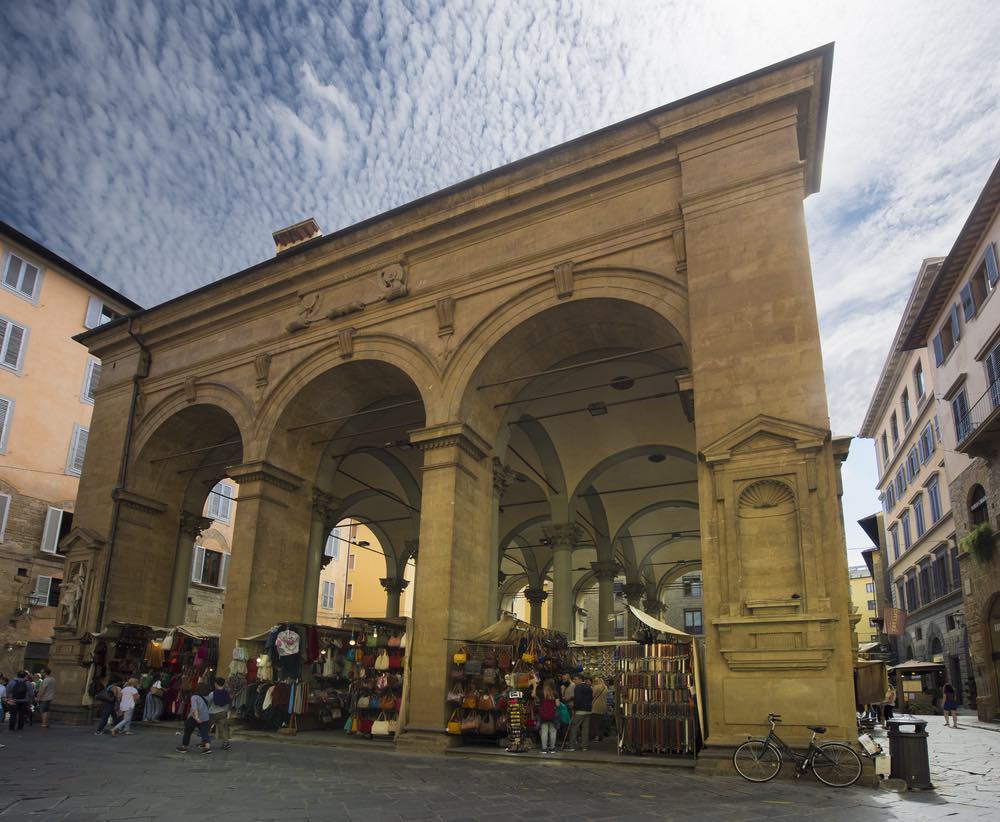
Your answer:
887,714 -> 933,790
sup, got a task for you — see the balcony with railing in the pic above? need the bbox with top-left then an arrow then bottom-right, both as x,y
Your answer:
956,378 -> 1000,456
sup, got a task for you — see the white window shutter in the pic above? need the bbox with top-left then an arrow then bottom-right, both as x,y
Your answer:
219,553 -> 230,588
2,321 -> 26,369
0,493 -> 10,541
3,255 -> 21,288
20,262 -> 39,298
207,485 -> 221,519
192,545 -> 206,583
84,296 -> 104,329
86,360 -> 102,401
70,427 -> 89,475
219,484 -> 232,521
32,575 -> 51,605
0,395 -> 11,450
40,507 -> 63,554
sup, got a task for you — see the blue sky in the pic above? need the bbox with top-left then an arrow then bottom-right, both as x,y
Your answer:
2,1 -> 999,559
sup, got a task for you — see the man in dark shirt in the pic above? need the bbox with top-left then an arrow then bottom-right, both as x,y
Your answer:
567,674 -> 593,751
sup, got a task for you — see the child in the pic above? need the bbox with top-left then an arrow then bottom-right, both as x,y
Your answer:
209,676 -> 232,750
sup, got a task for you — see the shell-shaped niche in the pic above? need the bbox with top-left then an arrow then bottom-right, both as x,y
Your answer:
739,479 -> 795,511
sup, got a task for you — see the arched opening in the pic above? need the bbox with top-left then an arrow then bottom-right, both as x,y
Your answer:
119,403 -> 246,630
969,484 -> 989,525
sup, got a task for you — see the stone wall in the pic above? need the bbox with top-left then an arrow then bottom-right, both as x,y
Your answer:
949,457 -> 1000,720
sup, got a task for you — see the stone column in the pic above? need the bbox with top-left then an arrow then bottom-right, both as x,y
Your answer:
218,461 -> 306,667
302,490 -> 338,622
591,561 -> 619,641
546,523 -> 581,637
623,582 -> 646,638
490,458 -> 516,622
380,577 -> 410,619
523,587 -> 548,627
166,511 -> 212,626
400,423 -> 492,751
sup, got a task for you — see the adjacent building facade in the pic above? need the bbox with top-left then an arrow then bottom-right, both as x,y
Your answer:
901,158 -> 1000,721
860,258 -> 971,697
0,222 -> 139,672
848,565 -> 879,646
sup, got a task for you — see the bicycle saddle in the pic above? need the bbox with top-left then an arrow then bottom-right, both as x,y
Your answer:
807,725 -> 827,734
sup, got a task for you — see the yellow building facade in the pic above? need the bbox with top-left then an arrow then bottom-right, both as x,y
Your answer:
848,565 -> 879,646
0,222 -> 138,671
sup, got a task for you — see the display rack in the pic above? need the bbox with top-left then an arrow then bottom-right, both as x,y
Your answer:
616,641 -> 698,758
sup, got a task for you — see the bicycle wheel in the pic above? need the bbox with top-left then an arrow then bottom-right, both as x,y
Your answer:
733,739 -> 782,782
810,742 -> 862,787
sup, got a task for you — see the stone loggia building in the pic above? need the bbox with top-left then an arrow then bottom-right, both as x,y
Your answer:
49,46 -> 859,751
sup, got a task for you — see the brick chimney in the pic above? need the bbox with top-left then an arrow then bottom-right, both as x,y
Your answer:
272,217 -> 322,254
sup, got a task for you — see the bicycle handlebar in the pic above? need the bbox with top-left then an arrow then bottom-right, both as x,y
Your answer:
768,713 -> 782,723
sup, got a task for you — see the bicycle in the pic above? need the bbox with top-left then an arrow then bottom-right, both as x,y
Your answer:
733,713 -> 862,787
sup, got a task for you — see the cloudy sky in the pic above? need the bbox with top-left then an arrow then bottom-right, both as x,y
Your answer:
2,1 -> 999,554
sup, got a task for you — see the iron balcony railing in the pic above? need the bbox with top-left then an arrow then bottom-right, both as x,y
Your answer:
956,377 -> 1000,445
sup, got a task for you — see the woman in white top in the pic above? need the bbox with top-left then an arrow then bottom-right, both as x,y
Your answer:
111,678 -> 140,736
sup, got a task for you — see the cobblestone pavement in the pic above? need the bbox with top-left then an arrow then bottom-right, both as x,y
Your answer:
0,715 -> 997,821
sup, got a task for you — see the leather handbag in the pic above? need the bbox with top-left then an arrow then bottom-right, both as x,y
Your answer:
399,633 -> 407,649
447,709 -> 461,734
380,694 -> 397,712
483,650 -> 497,668
464,659 -> 482,676
359,717 -> 374,734
389,651 -> 403,670
362,653 -> 375,668
478,693 -> 495,711
450,668 -> 465,680
481,668 -> 497,685
479,712 -> 496,735
498,650 -> 512,671
460,712 -> 482,733
388,634 -> 401,648
377,632 -> 390,648
446,686 -> 464,705
376,673 -> 389,690
370,695 -> 381,710
371,712 -> 391,736
357,695 -> 370,710
374,650 -> 390,671
453,647 -> 467,665
366,634 -> 378,649
462,691 -> 478,710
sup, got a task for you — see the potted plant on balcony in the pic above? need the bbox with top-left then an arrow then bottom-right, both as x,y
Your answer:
960,522 -> 995,564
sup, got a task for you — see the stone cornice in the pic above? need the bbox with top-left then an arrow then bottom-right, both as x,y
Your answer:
112,488 -> 167,515
226,460 -> 304,491
410,423 -> 490,462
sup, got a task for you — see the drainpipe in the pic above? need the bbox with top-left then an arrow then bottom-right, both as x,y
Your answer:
94,316 -> 150,631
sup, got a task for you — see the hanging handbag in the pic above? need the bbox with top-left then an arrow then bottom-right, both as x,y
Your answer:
366,634 -> 378,649
447,709 -> 462,734
344,713 -> 355,732
387,634 -> 401,648
374,650 -> 390,671
370,695 -> 381,711
496,712 -> 507,734
446,686 -> 464,705
376,673 -> 389,690
371,711 -> 391,736
521,640 -> 536,664
362,653 -> 375,668
460,712 -> 482,733
498,650 -> 512,671
480,712 -> 496,735
482,650 -> 497,668
478,692 -> 495,711
464,658 -> 482,676
452,647 -> 467,665
387,716 -> 399,734
380,694 -> 397,712
399,632 -> 407,649
389,651 -> 402,670
481,668 -> 496,685
359,716 -> 374,734
377,632 -> 390,648
462,691 -> 478,710
495,696 -> 508,712
357,695 -> 370,710
450,667 -> 465,680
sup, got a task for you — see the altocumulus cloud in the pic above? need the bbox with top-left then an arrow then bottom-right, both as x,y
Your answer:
1,0 -> 999,453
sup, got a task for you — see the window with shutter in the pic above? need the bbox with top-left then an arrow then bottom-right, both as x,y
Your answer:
40,506 -> 64,554
321,580 -> 336,609
0,316 -> 28,371
30,575 -> 51,606
2,253 -> 41,300
192,545 -> 206,583
0,394 -> 12,452
82,359 -> 102,403
324,532 -> 340,559
67,425 -> 89,475
951,303 -> 961,344
84,296 -> 104,329
932,334 -> 944,366
206,482 -> 232,522
986,243 -> 1000,287
219,553 -> 230,588
960,282 -> 976,320
0,493 -> 10,541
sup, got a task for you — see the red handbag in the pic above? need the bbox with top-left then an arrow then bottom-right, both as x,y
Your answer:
389,652 -> 402,670
362,653 -> 375,667
359,717 -> 374,734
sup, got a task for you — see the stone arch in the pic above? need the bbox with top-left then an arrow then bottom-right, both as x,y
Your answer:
656,560 -> 703,599
572,445 -> 696,499
443,281 -> 691,434
326,445 -> 422,511
508,414 -> 568,515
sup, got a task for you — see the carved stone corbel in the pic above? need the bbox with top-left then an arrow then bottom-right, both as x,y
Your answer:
338,327 -> 356,359
436,297 -> 455,337
553,261 -> 574,299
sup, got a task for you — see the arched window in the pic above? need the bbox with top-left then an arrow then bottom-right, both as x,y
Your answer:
969,484 -> 989,526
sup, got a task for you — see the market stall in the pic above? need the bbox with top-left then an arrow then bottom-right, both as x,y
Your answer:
228,617 -> 408,739
888,659 -> 945,712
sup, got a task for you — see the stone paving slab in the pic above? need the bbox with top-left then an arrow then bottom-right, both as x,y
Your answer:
0,716 -> 997,820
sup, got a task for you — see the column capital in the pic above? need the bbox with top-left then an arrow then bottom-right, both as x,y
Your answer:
403,538 -> 419,562
590,561 -> 619,582
409,422 -> 490,461
623,582 -> 646,603
226,460 -> 304,491
544,523 -> 584,550
380,577 -> 410,595
311,488 -> 342,528
523,587 -> 549,605
491,457 -> 518,498
179,511 -> 214,540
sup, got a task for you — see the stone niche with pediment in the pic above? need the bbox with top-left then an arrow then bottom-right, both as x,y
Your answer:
701,415 -> 839,671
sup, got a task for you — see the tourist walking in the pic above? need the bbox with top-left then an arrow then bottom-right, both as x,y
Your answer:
590,675 -> 608,741
943,682 -> 959,728
94,677 -> 121,735
566,674 -> 593,751
142,671 -> 165,722
6,671 -> 34,732
36,668 -> 56,728
209,677 -> 232,750
176,683 -> 212,754
538,680 -> 560,754
111,678 -> 139,736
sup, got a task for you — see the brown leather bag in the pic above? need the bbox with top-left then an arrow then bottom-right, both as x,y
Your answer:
460,711 -> 481,733
478,692 -> 495,711
462,691 -> 478,710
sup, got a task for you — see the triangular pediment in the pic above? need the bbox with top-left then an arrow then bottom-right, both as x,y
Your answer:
701,414 -> 828,464
58,526 -> 106,554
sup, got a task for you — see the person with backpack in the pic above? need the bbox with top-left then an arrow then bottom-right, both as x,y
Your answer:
209,676 -> 232,750
566,673 -> 593,752
537,680 -> 561,754
94,677 -> 122,735
6,671 -> 34,731
176,683 -> 212,754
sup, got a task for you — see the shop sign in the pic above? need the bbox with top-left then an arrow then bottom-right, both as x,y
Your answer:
884,607 -> 906,636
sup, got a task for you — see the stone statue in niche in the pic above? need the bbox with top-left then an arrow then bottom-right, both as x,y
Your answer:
59,563 -> 87,628
737,479 -> 802,605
